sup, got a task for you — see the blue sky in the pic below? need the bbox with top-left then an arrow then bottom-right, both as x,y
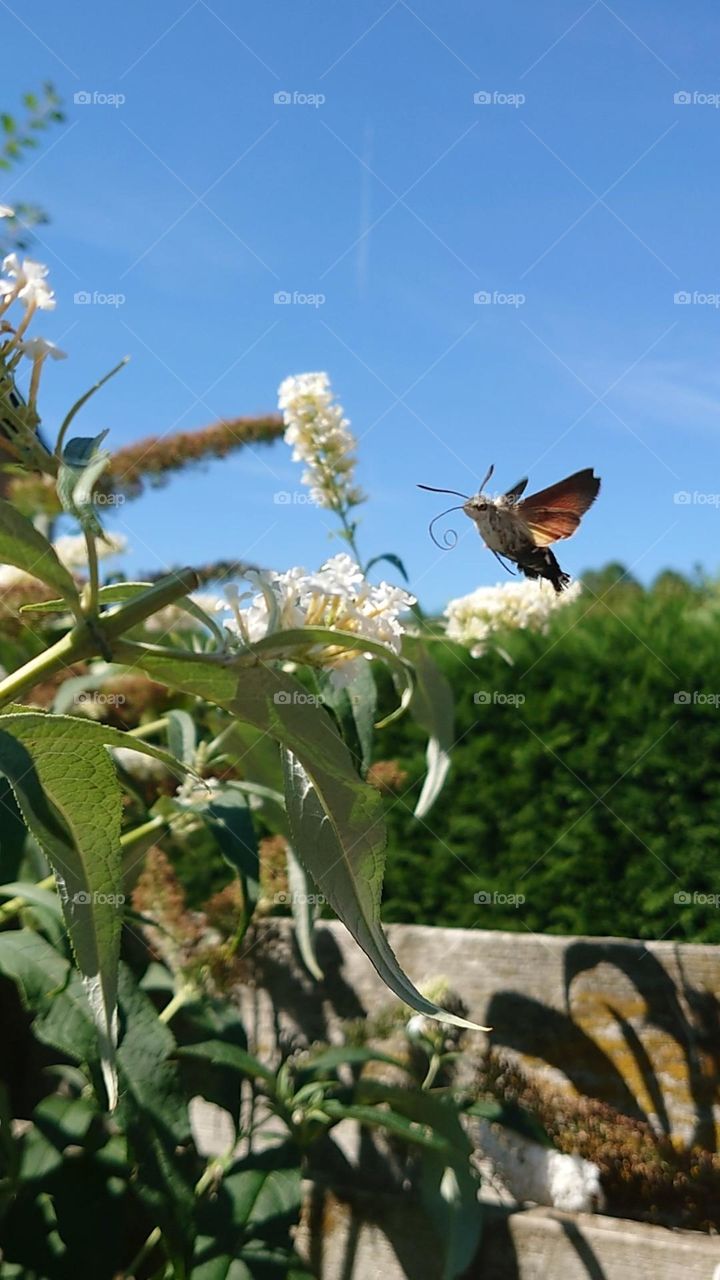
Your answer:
2,1 -> 720,608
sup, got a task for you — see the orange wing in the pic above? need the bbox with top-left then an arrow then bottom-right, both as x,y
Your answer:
517,468 -> 600,547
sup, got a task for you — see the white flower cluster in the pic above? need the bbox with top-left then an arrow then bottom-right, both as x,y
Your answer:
226,552 -> 415,680
444,578 -> 582,657
0,252 -> 55,314
0,222 -> 63,418
278,372 -> 363,511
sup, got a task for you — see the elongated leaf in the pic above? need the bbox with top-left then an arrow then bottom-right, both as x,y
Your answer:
115,655 -> 485,1034
354,1082 -> 482,1279
319,661 -> 376,774
282,749 -> 485,1031
299,1045 -> 408,1076
167,708 -> 197,765
246,625 -> 413,725
192,1142 -> 308,1278
116,966 -> 196,1267
285,840 -> 323,981
0,498 -> 80,606
0,710 -> 191,1108
406,642 -> 455,818
175,1039 -> 275,1085
23,581 -> 227,646
0,879 -> 62,916
365,551 -> 409,583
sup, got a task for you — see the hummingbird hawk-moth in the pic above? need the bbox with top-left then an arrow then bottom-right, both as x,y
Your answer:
419,465 -> 601,592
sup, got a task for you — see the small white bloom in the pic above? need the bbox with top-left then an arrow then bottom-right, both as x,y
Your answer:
19,337 -> 67,361
0,206 -> 14,219
225,553 -> 415,672
0,254 -> 55,310
444,579 -> 582,657
52,532 -> 127,570
278,372 -> 363,510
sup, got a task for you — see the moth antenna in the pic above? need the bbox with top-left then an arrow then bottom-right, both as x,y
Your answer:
428,503 -> 466,550
478,463 -> 494,493
418,483 -> 470,500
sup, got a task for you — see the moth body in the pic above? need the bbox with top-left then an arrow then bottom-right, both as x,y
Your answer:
420,466 -> 601,593
462,496 -> 529,559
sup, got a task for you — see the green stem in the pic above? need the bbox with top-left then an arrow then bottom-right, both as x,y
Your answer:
122,1225 -> 162,1279
158,981 -> 196,1024
0,874 -> 55,922
0,627 -> 91,710
127,717 -> 169,740
0,568 -> 199,711
83,528 -> 100,616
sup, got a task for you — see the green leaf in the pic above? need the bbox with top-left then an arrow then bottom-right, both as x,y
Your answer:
0,929 -> 99,1069
167,708 -> 197,765
115,654 -> 484,1035
319,661 -> 376,774
0,498 -> 80,608
192,1141 -> 306,1278
201,784 -> 259,936
322,1099 -> 450,1150
353,1082 -> 481,1279
246,626 -> 413,726
0,710 -> 190,1108
299,1045 -> 408,1076
282,748 -> 486,1033
365,552 -> 409,583
175,1039 -> 275,1085
22,580 -> 226,645
116,965 -> 196,1267
285,840 -> 323,981
0,879 -> 62,916
405,641 -> 455,818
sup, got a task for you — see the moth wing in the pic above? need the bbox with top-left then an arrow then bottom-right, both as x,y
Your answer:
516,469 -> 600,546
519,508 -> 582,546
519,468 -> 600,516
503,477 -> 528,502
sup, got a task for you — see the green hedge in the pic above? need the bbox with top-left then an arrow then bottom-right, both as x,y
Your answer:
378,568 -> 720,943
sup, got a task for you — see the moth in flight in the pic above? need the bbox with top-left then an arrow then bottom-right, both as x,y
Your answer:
419,465 -> 601,592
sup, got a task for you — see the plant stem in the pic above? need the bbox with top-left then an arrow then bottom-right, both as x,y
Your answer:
0,568 -> 199,711
158,981 -> 196,1024
83,528 -> 100,616
123,1225 -> 162,1279
0,627 -> 91,709
127,717 -> 168,740
0,874 -> 55,922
